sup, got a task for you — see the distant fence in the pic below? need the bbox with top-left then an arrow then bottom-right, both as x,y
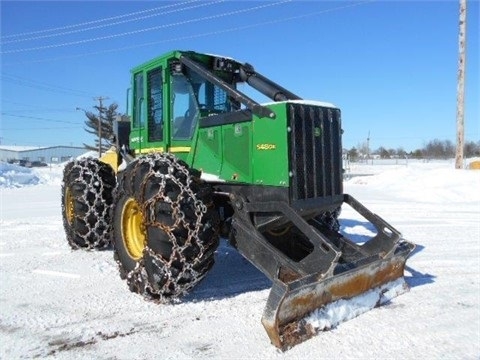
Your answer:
353,157 -> 410,166
342,157 -> 459,179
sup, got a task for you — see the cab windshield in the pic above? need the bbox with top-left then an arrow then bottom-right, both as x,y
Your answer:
171,70 -> 234,140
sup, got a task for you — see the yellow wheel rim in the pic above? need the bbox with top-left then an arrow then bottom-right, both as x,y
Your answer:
121,198 -> 146,260
65,187 -> 75,225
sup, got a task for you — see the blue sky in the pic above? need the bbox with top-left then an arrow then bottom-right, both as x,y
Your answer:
1,0 -> 478,152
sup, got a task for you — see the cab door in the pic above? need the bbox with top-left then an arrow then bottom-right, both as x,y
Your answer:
168,72 -> 199,162
130,71 -> 146,153
130,65 -> 166,154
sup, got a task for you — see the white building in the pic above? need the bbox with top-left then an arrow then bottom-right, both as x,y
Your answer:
0,145 -> 87,164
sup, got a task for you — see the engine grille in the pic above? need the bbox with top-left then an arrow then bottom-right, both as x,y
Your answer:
288,103 -> 343,202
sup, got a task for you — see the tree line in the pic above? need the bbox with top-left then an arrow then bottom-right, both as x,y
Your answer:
347,139 -> 480,161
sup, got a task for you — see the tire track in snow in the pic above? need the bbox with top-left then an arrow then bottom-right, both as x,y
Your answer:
32,269 -> 80,279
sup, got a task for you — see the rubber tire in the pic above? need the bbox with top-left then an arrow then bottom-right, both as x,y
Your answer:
61,158 -> 116,250
112,153 -> 219,302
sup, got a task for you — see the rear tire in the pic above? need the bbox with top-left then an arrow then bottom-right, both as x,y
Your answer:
61,158 -> 116,250
112,153 -> 219,302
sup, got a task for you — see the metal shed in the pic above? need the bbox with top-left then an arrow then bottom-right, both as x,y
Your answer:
0,145 -> 87,164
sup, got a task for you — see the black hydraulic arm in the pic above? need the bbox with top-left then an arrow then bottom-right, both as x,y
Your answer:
179,55 -> 275,119
239,64 -> 302,102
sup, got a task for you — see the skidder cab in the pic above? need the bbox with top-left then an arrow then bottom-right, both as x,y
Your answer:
61,50 -> 415,349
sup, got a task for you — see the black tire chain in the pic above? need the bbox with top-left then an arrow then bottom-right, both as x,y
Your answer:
318,207 -> 342,232
113,153 -> 219,303
61,158 -> 116,250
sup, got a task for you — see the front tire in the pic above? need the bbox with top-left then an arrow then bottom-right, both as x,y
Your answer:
112,153 -> 219,302
61,158 -> 116,250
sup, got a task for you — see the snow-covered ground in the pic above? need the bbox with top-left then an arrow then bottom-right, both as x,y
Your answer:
0,159 -> 479,359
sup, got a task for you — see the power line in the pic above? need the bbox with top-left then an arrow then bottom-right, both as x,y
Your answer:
0,73 -> 91,98
0,1 -> 291,54
0,1 -> 222,45
1,113 -> 80,125
2,126 -> 81,131
1,0 -> 375,65
0,0 -> 199,39
1,108 -> 77,114
2,100 -> 77,112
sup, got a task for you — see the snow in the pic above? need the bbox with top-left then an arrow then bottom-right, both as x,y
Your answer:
0,162 -> 63,188
0,162 -> 41,187
346,162 -> 480,204
1,159 -> 479,359
305,278 -> 409,332
200,172 -> 226,182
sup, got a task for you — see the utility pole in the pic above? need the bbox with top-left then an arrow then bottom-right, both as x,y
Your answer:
94,96 -> 109,157
366,130 -> 370,162
455,0 -> 466,169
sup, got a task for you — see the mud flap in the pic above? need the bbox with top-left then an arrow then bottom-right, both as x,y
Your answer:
261,240 -> 415,350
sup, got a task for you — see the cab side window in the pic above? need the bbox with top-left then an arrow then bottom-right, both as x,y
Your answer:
133,72 -> 145,128
147,68 -> 163,142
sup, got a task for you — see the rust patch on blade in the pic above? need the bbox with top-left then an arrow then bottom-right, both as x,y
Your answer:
280,321 -> 316,350
284,260 -> 406,325
329,261 -> 404,299
288,290 -> 332,313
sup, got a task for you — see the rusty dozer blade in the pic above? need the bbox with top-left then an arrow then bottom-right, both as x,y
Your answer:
231,194 -> 415,350
262,240 -> 414,349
